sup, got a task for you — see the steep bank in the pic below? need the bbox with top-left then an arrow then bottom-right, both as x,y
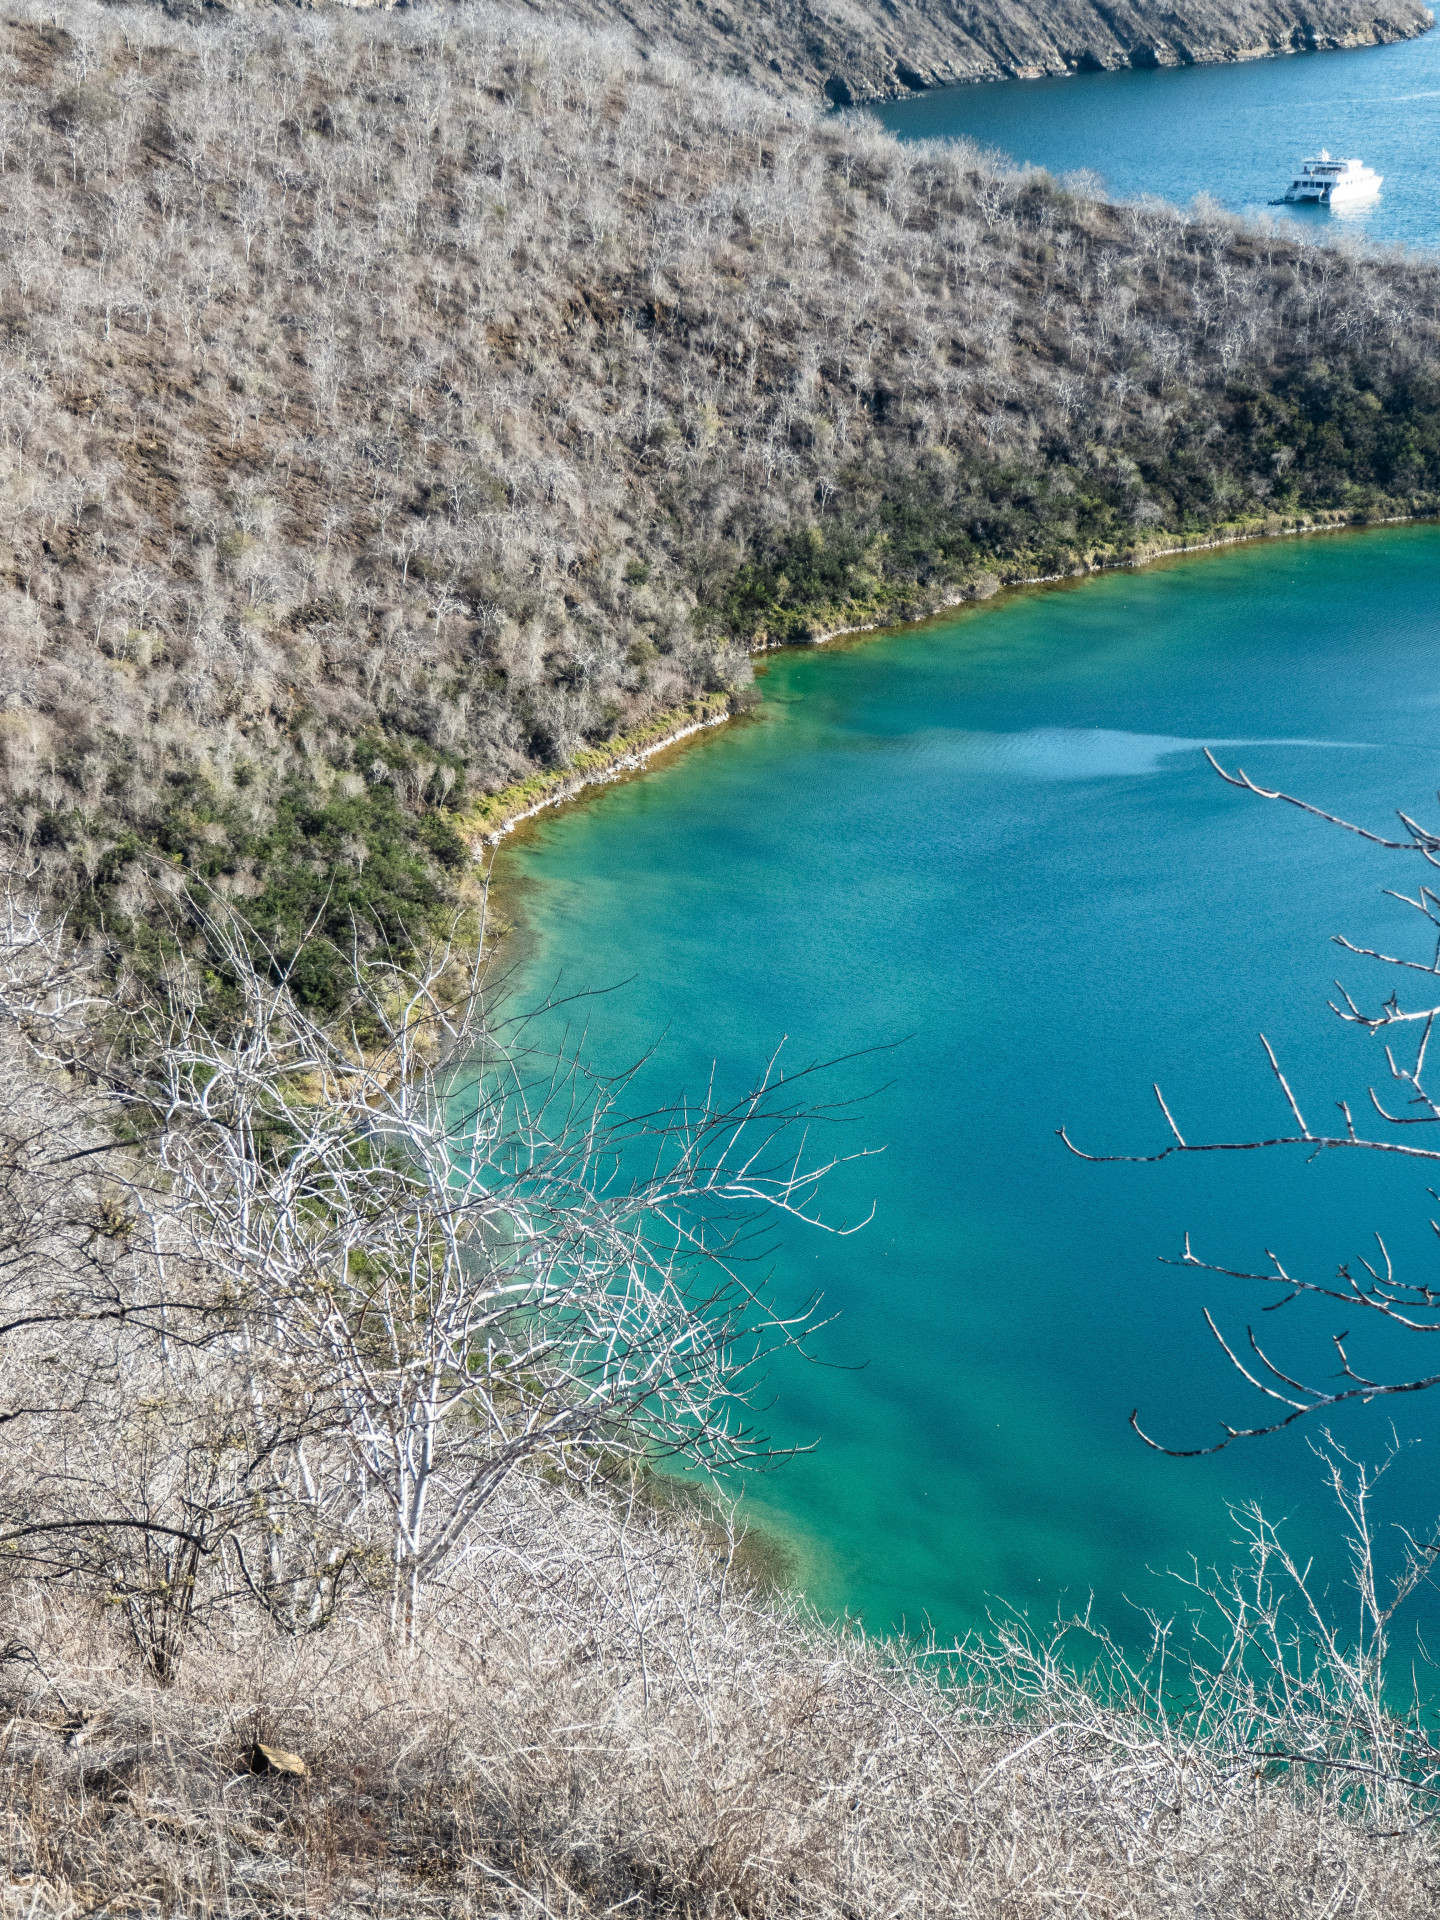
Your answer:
3,1469 -> 1437,1916
525,0 -> 1433,102
9,0 -> 1440,1008
474,505 -> 1426,844
0,902 -> 1436,1918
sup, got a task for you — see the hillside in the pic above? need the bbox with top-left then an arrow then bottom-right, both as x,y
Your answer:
5,7 -> 1440,1911
0,905 -> 1436,1917
6,0 -> 1440,998
526,0 -> 1434,102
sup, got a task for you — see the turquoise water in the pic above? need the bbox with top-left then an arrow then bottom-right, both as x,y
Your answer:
876,31 -> 1440,250
502,526 -> 1440,1645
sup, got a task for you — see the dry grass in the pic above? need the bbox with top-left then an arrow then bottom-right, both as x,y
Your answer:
0,925 -> 1435,1917
4,1 -> 1440,982
0,1470 -> 1436,1918
4,15 -> 1440,1903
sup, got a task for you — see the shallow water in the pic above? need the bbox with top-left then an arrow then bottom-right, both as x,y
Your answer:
502,525 -> 1440,1647
875,31 -> 1440,250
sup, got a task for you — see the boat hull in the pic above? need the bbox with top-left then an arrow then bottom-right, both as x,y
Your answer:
1282,178 -> 1383,204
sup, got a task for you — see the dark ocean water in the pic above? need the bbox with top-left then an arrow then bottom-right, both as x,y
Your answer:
875,31 -> 1440,251
501,525 -> 1440,1647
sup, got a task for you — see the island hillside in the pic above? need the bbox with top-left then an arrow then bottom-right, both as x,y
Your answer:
5,1 -> 1440,996
212,0 -> 1437,101
0,4 -> 1439,1914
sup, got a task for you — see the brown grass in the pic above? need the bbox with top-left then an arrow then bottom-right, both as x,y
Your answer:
2,1472 -> 1438,1918
0,908 -> 1436,1916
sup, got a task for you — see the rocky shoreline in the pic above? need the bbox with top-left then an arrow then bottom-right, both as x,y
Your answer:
522,0 -> 1433,107
814,10 -> 1433,104
465,696 -> 735,848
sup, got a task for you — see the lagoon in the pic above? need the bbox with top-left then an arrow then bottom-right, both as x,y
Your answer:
877,31 -> 1440,251
502,525 -> 1440,1646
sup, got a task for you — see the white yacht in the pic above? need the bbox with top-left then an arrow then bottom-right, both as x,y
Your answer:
1281,151 -> 1382,205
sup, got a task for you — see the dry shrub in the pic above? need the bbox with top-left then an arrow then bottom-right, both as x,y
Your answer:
0,1468 -> 1435,1917
1,0 -> 1438,960
0,886 -> 1436,1911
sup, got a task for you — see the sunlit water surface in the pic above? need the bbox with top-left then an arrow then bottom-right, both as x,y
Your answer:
501,526 -> 1440,1648
876,30 -> 1440,250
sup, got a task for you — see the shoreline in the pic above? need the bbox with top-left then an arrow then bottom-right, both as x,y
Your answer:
469,507 -> 1432,849
463,694 -> 733,850
471,503 -> 1440,1643
841,22 -> 1431,103
791,507 -> 1428,649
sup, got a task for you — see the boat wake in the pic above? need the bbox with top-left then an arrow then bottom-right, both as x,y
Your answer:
931,728 -> 1376,781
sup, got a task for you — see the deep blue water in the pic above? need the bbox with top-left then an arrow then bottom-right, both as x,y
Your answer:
875,30 -> 1440,250
501,526 -> 1440,1649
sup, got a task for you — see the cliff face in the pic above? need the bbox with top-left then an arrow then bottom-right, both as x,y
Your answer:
515,0 -> 1433,101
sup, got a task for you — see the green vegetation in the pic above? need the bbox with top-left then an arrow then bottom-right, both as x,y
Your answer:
4,4 -> 1440,1913
463,694 -> 733,839
37,730 -> 473,1016
702,363 -> 1440,646
6,2 -> 1440,1011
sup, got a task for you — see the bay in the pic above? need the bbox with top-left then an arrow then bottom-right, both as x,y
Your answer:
499,525 -> 1440,1648
875,31 -> 1440,251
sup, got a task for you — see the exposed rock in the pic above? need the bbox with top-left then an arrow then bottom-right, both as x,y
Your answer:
506,0 -> 1433,102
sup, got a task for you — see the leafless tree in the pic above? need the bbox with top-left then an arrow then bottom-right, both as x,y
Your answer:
0,884 -> 862,1649
1,0 -> 1436,963
1065,755 -> 1440,1453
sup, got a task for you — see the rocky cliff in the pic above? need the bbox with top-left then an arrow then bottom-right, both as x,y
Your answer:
515,0 -> 1432,102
